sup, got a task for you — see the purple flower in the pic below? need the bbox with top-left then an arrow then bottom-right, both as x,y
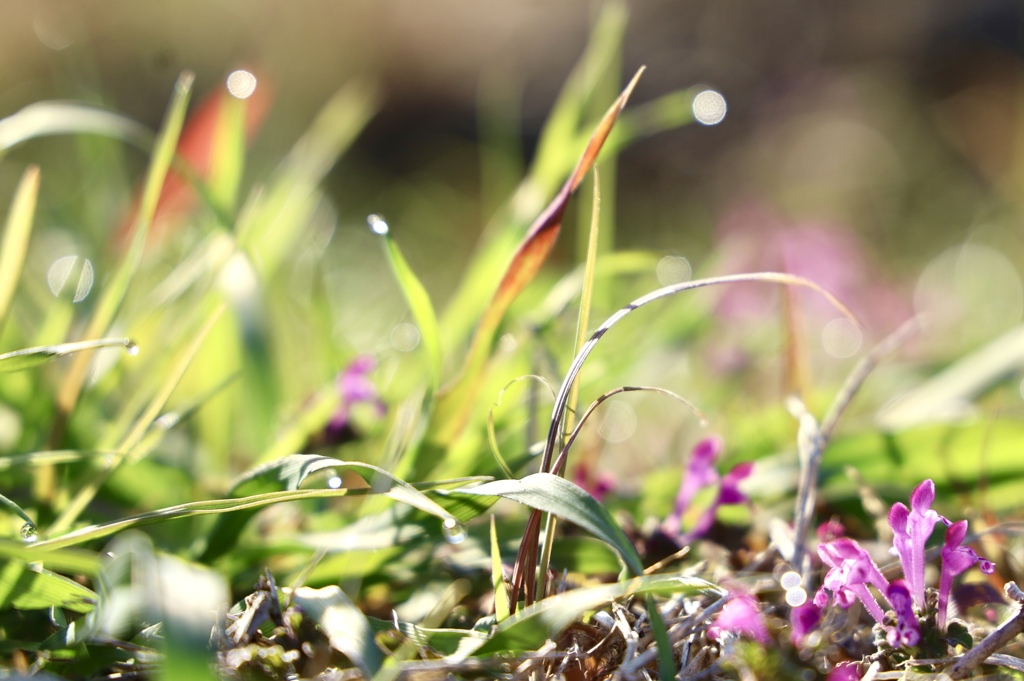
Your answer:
815,538 -> 889,624
708,590 -> 770,644
790,602 -> 822,646
937,520 -> 996,631
662,437 -> 752,542
827,661 -> 861,681
885,580 -> 921,647
324,356 -> 386,443
888,479 -> 945,611
572,461 -> 615,502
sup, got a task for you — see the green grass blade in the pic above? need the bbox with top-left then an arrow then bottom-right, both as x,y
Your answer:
238,79 -> 377,277
0,539 -> 98,575
0,492 -> 34,528
208,89 -> 247,214
54,71 -> 194,426
200,454 -> 459,563
0,101 -> 152,155
0,560 -> 96,613
370,216 -> 442,391
448,473 -> 642,576
431,69 -> 643,444
0,165 -> 39,325
49,305 -> 223,535
0,337 -> 134,373
490,515 -> 510,622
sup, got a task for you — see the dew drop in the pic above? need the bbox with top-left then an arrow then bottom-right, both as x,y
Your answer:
20,522 -> 38,543
124,339 -> 139,356
367,213 -> 389,235
441,517 -> 467,544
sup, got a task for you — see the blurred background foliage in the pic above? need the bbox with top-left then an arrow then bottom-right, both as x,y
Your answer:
0,0 -> 1022,620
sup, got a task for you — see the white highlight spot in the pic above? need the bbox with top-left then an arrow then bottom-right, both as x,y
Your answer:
656,255 -> 692,286
822,317 -> 862,358
390,322 -> 421,352
786,587 -> 808,607
692,90 -> 727,125
598,401 -> 637,443
780,570 -> 802,590
226,70 -> 258,99
367,214 -> 389,235
327,476 -> 343,490
47,255 -> 94,302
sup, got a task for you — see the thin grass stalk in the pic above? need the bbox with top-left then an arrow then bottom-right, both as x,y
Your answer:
536,168 -> 604,602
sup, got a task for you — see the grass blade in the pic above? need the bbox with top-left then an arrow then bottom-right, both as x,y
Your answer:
238,79 -> 377,277
0,560 -> 96,613
0,102 -> 152,155
49,306 -> 223,535
432,68 -> 644,443
449,473 -> 643,576
0,165 -> 40,325
53,71 -> 194,435
0,337 -> 134,373
200,454 -> 459,563
370,215 -> 442,391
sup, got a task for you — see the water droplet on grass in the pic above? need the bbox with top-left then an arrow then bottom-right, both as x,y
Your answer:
124,339 -> 139,356
20,522 -> 38,543
441,517 -> 466,544
367,214 -> 389,235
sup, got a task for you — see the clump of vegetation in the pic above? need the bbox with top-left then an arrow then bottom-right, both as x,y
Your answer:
1,6 -> 1021,680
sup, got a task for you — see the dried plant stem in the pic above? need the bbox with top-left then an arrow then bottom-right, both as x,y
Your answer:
946,581 -> 1024,680
790,317 -> 921,574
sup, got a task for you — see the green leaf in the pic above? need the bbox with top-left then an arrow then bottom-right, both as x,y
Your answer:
464,574 -> 718,658
289,585 -> 382,677
374,220 -> 442,391
199,454 -> 458,563
822,420 -> 1024,511
447,473 -> 642,576
0,337 -> 134,373
0,165 -> 39,323
0,559 -> 96,613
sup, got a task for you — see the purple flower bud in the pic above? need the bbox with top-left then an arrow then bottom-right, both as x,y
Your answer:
889,479 -> 945,610
816,538 -> 889,624
708,590 -> 770,644
885,580 -> 921,647
790,602 -> 822,646
937,519 -> 996,631
324,356 -> 386,443
827,661 -> 861,681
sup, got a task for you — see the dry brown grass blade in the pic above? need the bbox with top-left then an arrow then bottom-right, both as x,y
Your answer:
432,68 -> 645,444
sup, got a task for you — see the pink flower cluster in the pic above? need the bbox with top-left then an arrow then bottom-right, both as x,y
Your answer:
812,480 -> 994,647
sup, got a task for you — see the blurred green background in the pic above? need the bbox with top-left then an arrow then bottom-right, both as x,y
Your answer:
2,0 -> 1023,508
